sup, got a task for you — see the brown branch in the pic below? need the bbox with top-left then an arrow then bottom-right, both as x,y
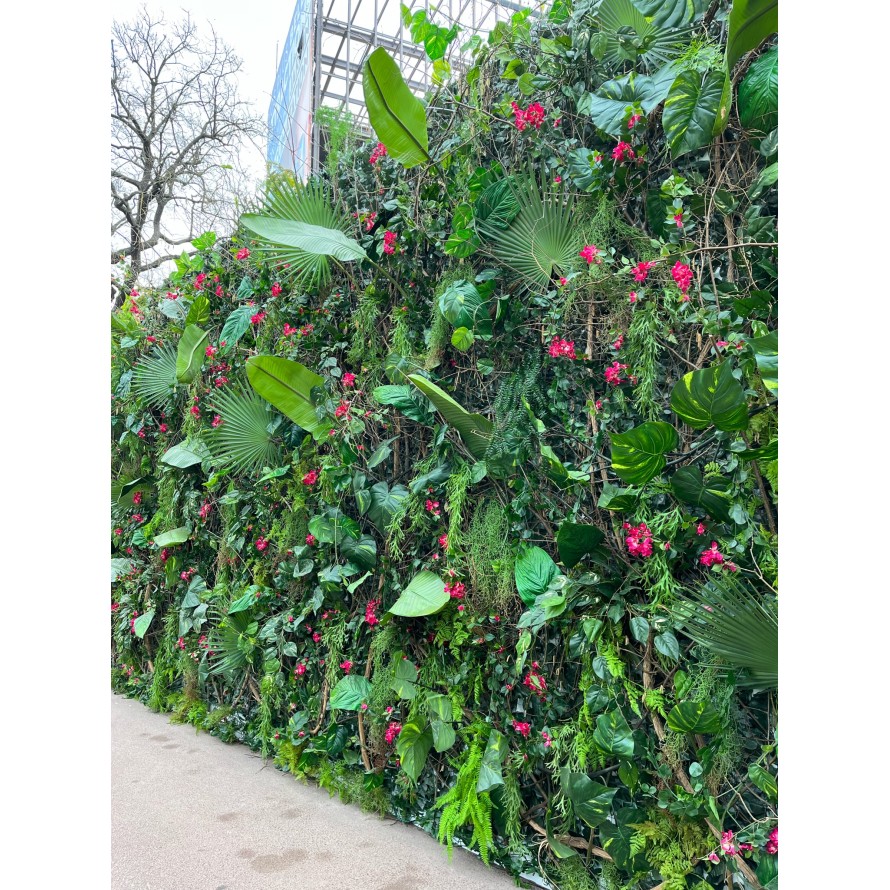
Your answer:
526,819 -> 613,861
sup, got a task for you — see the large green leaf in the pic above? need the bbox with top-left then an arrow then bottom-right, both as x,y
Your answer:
609,422 -> 678,485
596,0 -> 689,69
111,558 -> 134,582
738,46 -> 778,133
329,675 -> 372,710
373,385 -> 434,423
562,772 -> 618,828
666,700 -> 723,734
473,179 -> 520,230
132,345 -> 178,408
407,375 -> 493,459
152,527 -> 191,547
241,217 -> 366,263
161,439 -> 211,469
207,386 -> 281,473
438,280 -> 490,331
133,610 -> 155,639
600,808 -> 648,871
218,305 -> 254,355
363,47 -> 430,168
515,546 -> 560,607
367,481 -> 409,531
477,729 -> 508,792
579,64 -> 678,135
389,570 -> 449,617
663,68 -> 730,157
671,363 -> 749,431
341,534 -> 377,570
726,0 -> 778,71
751,330 -> 778,394
395,721 -> 434,781
246,356 -> 329,440
556,522 -> 605,568
175,325 -> 208,384
748,762 -> 778,801
671,466 -> 734,523
390,657 -> 418,700
593,708 -> 635,758
431,719 -> 456,753
238,181 -> 354,290
307,509 -> 360,546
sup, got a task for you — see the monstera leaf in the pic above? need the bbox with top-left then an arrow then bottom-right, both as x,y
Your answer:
609,422 -> 678,484
246,356 -> 329,439
407,375 -> 492,459
671,363 -> 749,431
671,466 -> 734,523
726,0 -> 778,71
663,68 -> 731,156
363,47 -> 430,168
389,571 -> 450,617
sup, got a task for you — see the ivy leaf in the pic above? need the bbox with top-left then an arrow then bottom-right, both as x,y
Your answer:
395,721 -> 433,780
609,422 -> 678,485
666,700 -> 723,734
329,675 -> 372,711
671,466 -> 734,523
389,571 -> 449,617
670,363 -> 748,431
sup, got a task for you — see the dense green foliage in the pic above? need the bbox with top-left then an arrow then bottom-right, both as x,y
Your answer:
111,2 -> 778,887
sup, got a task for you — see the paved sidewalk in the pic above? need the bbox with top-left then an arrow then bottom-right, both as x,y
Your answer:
111,692 -> 520,889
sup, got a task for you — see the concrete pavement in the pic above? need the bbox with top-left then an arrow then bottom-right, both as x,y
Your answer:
111,692 -> 521,889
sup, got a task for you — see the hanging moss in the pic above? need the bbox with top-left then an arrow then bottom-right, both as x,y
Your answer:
466,500 -> 515,613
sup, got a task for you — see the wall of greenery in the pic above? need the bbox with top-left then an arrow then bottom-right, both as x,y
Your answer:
111,2 -> 778,887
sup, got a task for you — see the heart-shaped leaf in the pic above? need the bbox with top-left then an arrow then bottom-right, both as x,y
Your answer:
329,675 -> 372,710
395,721 -> 433,780
663,68 -> 730,157
666,700 -> 723,734
671,363 -> 748,431
389,571 -> 449,617
671,466 -> 734,523
609,422 -> 678,485
557,522 -> 605,568
515,546 -> 560,607
561,771 -> 618,828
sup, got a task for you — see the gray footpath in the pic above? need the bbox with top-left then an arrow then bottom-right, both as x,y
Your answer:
111,692 -> 521,890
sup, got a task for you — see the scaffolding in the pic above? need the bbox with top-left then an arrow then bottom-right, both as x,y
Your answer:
268,0 -> 528,176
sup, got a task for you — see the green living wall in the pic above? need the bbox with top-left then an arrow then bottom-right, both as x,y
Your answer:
111,2 -> 778,888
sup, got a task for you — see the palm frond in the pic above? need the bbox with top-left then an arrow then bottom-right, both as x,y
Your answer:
673,575 -> 778,689
207,609 -> 256,678
132,345 -> 178,409
476,172 -> 581,294
595,0 -> 690,71
241,179 -> 352,290
207,385 -> 282,473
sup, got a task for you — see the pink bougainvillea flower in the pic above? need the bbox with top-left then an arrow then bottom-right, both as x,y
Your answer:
629,291 -> 638,303
425,499 -> 441,517
553,174 -> 562,183
300,323 -> 315,336
305,533 -> 316,546
623,521 -> 653,558
250,311 -> 266,325
340,660 -> 353,674
627,113 -> 643,129
716,340 -> 729,348
294,663 -> 307,676
765,826 -> 778,855
612,334 -> 624,351
214,376 -> 229,387
283,323 -> 298,336
524,102 -> 546,129
720,831 -> 738,856
579,243 -> 601,264
548,337 -> 577,359
199,501 -> 212,520
559,276 -> 568,286
382,230 -> 398,255
445,581 -> 466,599
365,599 -> 381,626
190,405 -> 201,418
541,730 -> 552,748
696,522 -> 706,536
673,212 -> 684,229
512,720 -> 531,738
612,141 -> 635,163
215,285 -> 224,297
700,541 -> 725,567
604,361 -> 628,386
671,261 -> 693,293
631,260 -> 656,282
132,491 -> 143,505
510,101 -> 527,131
271,282 -> 282,296
236,247 -> 250,260
369,142 -> 387,164
211,414 -> 223,428
707,852 -> 721,864
145,335 -> 157,344
438,533 -> 448,549
255,537 -> 269,552
302,470 -> 319,486
385,721 -> 402,744
334,401 -> 350,419
159,423 -> 168,433
342,372 -> 356,388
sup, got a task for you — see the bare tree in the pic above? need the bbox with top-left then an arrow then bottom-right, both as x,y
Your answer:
111,6 -> 265,305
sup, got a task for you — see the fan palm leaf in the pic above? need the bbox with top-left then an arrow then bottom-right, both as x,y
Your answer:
132,345 -> 178,409
207,385 -> 282,473
239,180 -> 360,290
672,576 -> 778,689
207,609 -> 257,678
595,0 -> 691,71
475,172 -> 581,294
